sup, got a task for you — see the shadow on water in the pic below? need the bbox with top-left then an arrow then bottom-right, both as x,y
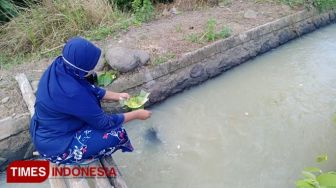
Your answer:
144,127 -> 162,145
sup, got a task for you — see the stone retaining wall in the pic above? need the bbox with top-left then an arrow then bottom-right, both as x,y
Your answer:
103,9 -> 336,112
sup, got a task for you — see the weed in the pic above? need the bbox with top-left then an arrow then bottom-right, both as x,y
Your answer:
132,0 -> 155,22
185,33 -> 202,43
175,24 -> 183,33
152,52 -> 176,65
218,26 -> 231,38
185,18 -> 231,44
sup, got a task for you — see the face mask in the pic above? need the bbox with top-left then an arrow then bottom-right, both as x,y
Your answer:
85,72 -> 98,85
62,56 -> 95,78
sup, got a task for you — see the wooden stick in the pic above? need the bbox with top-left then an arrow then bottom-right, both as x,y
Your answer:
89,160 -> 113,188
15,73 -> 36,117
100,156 -> 128,188
15,73 -> 67,188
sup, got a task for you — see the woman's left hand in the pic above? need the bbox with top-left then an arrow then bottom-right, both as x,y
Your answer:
118,93 -> 130,100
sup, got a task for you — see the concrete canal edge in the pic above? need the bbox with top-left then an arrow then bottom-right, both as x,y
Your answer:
103,9 -> 336,112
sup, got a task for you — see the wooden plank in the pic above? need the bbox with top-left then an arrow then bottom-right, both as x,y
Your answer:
65,164 -> 91,188
49,163 -> 67,188
89,160 -> 114,188
15,73 -> 68,188
15,73 -> 36,117
100,156 -> 128,188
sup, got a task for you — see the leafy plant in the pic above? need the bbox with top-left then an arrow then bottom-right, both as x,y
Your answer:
132,0 -> 154,22
120,90 -> 150,110
204,18 -> 216,41
296,154 -> 336,188
316,154 -> 328,163
219,26 -> 231,38
97,71 -> 117,87
185,18 -> 232,43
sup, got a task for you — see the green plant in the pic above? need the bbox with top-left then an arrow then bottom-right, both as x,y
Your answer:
97,70 -> 117,87
132,0 -> 154,22
296,154 -> 336,188
185,18 -> 231,43
0,0 -> 17,23
185,33 -> 201,43
204,18 -> 216,41
152,52 -> 176,65
218,26 -> 231,38
313,0 -> 336,11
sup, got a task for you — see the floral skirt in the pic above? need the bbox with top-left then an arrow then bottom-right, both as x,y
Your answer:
42,126 -> 134,165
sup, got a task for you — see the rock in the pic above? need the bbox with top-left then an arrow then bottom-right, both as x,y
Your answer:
31,80 -> 39,94
133,50 -> 150,66
244,9 -> 258,19
106,47 -> 150,73
1,97 -> 9,104
0,114 -> 33,171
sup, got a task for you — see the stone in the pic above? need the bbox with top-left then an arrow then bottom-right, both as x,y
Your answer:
133,50 -> 150,66
106,47 -> 150,73
244,9 -> 258,19
1,97 -> 9,104
0,114 -> 33,171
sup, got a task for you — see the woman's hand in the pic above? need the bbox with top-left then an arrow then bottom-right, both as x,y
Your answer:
135,109 -> 152,120
118,93 -> 130,100
102,91 -> 130,101
123,109 -> 152,123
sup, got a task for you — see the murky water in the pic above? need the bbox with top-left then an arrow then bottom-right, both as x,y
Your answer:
113,24 -> 336,188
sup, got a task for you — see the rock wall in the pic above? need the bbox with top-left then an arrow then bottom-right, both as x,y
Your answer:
0,113 -> 34,171
103,9 -> 336,112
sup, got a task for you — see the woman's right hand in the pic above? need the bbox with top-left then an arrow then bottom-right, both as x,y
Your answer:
135,109 -> 152,120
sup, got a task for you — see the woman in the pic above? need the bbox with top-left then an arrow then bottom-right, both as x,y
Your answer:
30,37 -> 151,165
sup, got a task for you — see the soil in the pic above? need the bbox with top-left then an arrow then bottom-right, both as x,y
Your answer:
0,0 -> 302,119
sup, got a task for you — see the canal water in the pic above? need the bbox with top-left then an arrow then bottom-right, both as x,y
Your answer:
113,24 -> 336,188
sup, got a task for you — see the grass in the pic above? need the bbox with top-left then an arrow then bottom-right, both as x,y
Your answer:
185,18 -> 232,44
0,0 -> 133,69
256,0 -> 336,10
152,52 -> 176,65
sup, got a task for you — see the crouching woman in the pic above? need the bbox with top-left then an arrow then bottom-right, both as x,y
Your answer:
30,37 -> 151,165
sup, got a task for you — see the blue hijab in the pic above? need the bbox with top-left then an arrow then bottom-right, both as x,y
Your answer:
38,37 -> 101,108
31,37 -> 124,156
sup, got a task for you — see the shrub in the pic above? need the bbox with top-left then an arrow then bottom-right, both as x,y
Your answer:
132,0 -> 155,22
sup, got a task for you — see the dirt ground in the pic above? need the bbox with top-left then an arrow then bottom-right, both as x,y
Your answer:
0,0 -> 302,119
